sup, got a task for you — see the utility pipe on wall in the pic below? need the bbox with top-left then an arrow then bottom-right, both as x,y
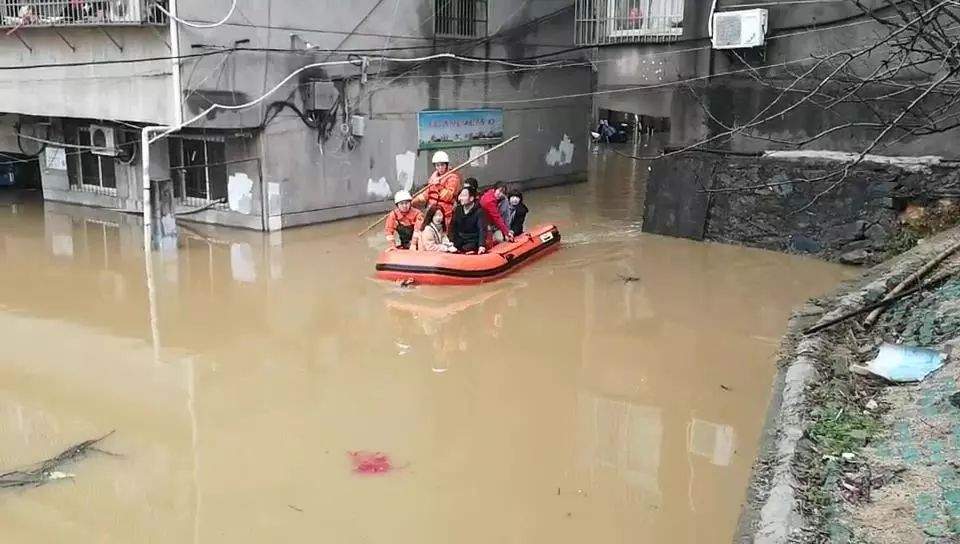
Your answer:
168,0 -> 184,127
141,126 -> 171,248
140,125 -> 169,365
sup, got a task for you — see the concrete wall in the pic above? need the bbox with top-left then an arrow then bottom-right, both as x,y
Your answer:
38,119 -> 170,212
0,27 -> 174,124
593,0 -> 960,154
14,1 -> 592,231
594,0 -> 710,117
267,64 -> 592,228
644,151 -> 960,265
172,0 -> 592,229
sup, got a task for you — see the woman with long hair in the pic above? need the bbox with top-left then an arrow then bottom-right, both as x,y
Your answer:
419,206 -> 457,253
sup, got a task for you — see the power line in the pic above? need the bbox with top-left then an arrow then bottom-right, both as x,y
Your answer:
0,2 -> 924,74
0,49 -> 229,71
458,6 -> 960,106
723,0 -> 855,6
161,12 -> 925,140
149,52 -> 565,144
0,9 -> 910,96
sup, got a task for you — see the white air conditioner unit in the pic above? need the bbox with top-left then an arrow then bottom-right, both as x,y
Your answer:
89,125 -> 117,156
712,9 -> 768,49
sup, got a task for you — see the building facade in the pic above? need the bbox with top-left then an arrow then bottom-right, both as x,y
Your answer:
1,0 -> 593,230
581,0 -> 959,155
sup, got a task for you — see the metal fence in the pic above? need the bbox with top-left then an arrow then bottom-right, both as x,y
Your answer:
435,0 -> 487,39
575,0 -> 684,46
0,0 -> 167,28
70,182 -> 118,197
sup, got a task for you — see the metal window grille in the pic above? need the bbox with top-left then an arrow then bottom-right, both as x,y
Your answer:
435,0 -> 487,39
575,0 -> 684,46
66,126 -> 118,195
0,0 -> 167,29
169,138 -> 229,210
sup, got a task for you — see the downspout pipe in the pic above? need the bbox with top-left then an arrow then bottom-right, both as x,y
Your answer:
141,125 -> 169,366
142,125 -> 171,249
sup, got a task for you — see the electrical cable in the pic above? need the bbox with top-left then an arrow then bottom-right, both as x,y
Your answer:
156,7 -> 948,141
153,0 -> 237,29
0,2 -> 930,74
149,52 -> 563,144
16,125 -> 46,158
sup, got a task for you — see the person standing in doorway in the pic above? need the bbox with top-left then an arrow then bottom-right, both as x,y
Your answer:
413,151 -> 462,230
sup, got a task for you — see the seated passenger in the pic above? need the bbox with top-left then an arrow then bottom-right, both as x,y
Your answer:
419,206 -> 457,253
463,177 -> 479,193
451,186 -> 488,254
384,190 -> 423,250
499,187 -> 528,235
479,181 -> 514,245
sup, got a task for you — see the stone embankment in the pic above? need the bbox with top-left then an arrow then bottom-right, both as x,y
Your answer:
738,226 -> 960,543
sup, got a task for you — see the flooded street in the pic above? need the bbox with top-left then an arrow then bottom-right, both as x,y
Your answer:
0,153 -> 853,543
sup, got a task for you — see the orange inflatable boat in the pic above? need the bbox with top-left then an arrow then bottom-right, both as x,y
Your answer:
375,224 -> 561,285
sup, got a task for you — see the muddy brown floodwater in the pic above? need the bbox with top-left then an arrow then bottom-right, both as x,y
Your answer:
0,152 -> 853,543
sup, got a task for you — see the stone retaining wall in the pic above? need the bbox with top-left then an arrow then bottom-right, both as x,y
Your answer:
643,152 -> 960,265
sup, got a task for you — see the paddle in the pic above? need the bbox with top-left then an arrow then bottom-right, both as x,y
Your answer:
356,135 -> 520,237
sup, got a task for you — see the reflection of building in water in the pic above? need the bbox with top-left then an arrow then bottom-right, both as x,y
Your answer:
687,419 -> 736,467
576,392 -> 663,503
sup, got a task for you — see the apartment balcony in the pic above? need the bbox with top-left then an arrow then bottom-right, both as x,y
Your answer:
1,0 -> 167,29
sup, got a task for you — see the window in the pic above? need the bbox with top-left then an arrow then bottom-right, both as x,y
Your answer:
435,0 -> 487,39
66,127 -> 117,191
169,137 -> 228,204
575,0 -> 684,45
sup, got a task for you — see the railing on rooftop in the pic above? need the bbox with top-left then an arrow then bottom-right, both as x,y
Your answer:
1,0 -> 167,29
575,0 -> 684,46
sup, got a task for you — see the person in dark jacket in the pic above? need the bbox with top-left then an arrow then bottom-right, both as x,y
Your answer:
498,187 -> 528,234
463,177 -> 479,193
451,186 -> 488,254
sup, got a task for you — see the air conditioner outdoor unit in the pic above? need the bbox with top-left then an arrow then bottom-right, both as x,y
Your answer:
712,9 -> 768,49
89,124 -> 117,156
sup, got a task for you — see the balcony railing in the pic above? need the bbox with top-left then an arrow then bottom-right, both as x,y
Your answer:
1,0 -> 167,28
575,0 -> 684,46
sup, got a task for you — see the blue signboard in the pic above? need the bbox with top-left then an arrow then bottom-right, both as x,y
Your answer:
417,109 -> 504,150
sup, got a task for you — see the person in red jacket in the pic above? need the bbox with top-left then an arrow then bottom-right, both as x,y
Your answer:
478,181 -> 514,247
412,151 -> 462,230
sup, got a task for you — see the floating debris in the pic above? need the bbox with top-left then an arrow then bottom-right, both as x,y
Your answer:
348,451 -> 393,475
0,431 -> 116,489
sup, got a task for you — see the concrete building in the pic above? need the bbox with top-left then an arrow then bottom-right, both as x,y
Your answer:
0,1 -> 592,230
575,1 -> 960,257
581,0 -> 959,155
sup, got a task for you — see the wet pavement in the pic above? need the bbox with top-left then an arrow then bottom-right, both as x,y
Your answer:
0,152 -> 853,543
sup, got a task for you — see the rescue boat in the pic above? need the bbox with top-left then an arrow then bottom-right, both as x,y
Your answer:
375,224 -> 561,285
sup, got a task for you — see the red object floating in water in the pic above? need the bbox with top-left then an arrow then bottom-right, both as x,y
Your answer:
348,451 -> 392,474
